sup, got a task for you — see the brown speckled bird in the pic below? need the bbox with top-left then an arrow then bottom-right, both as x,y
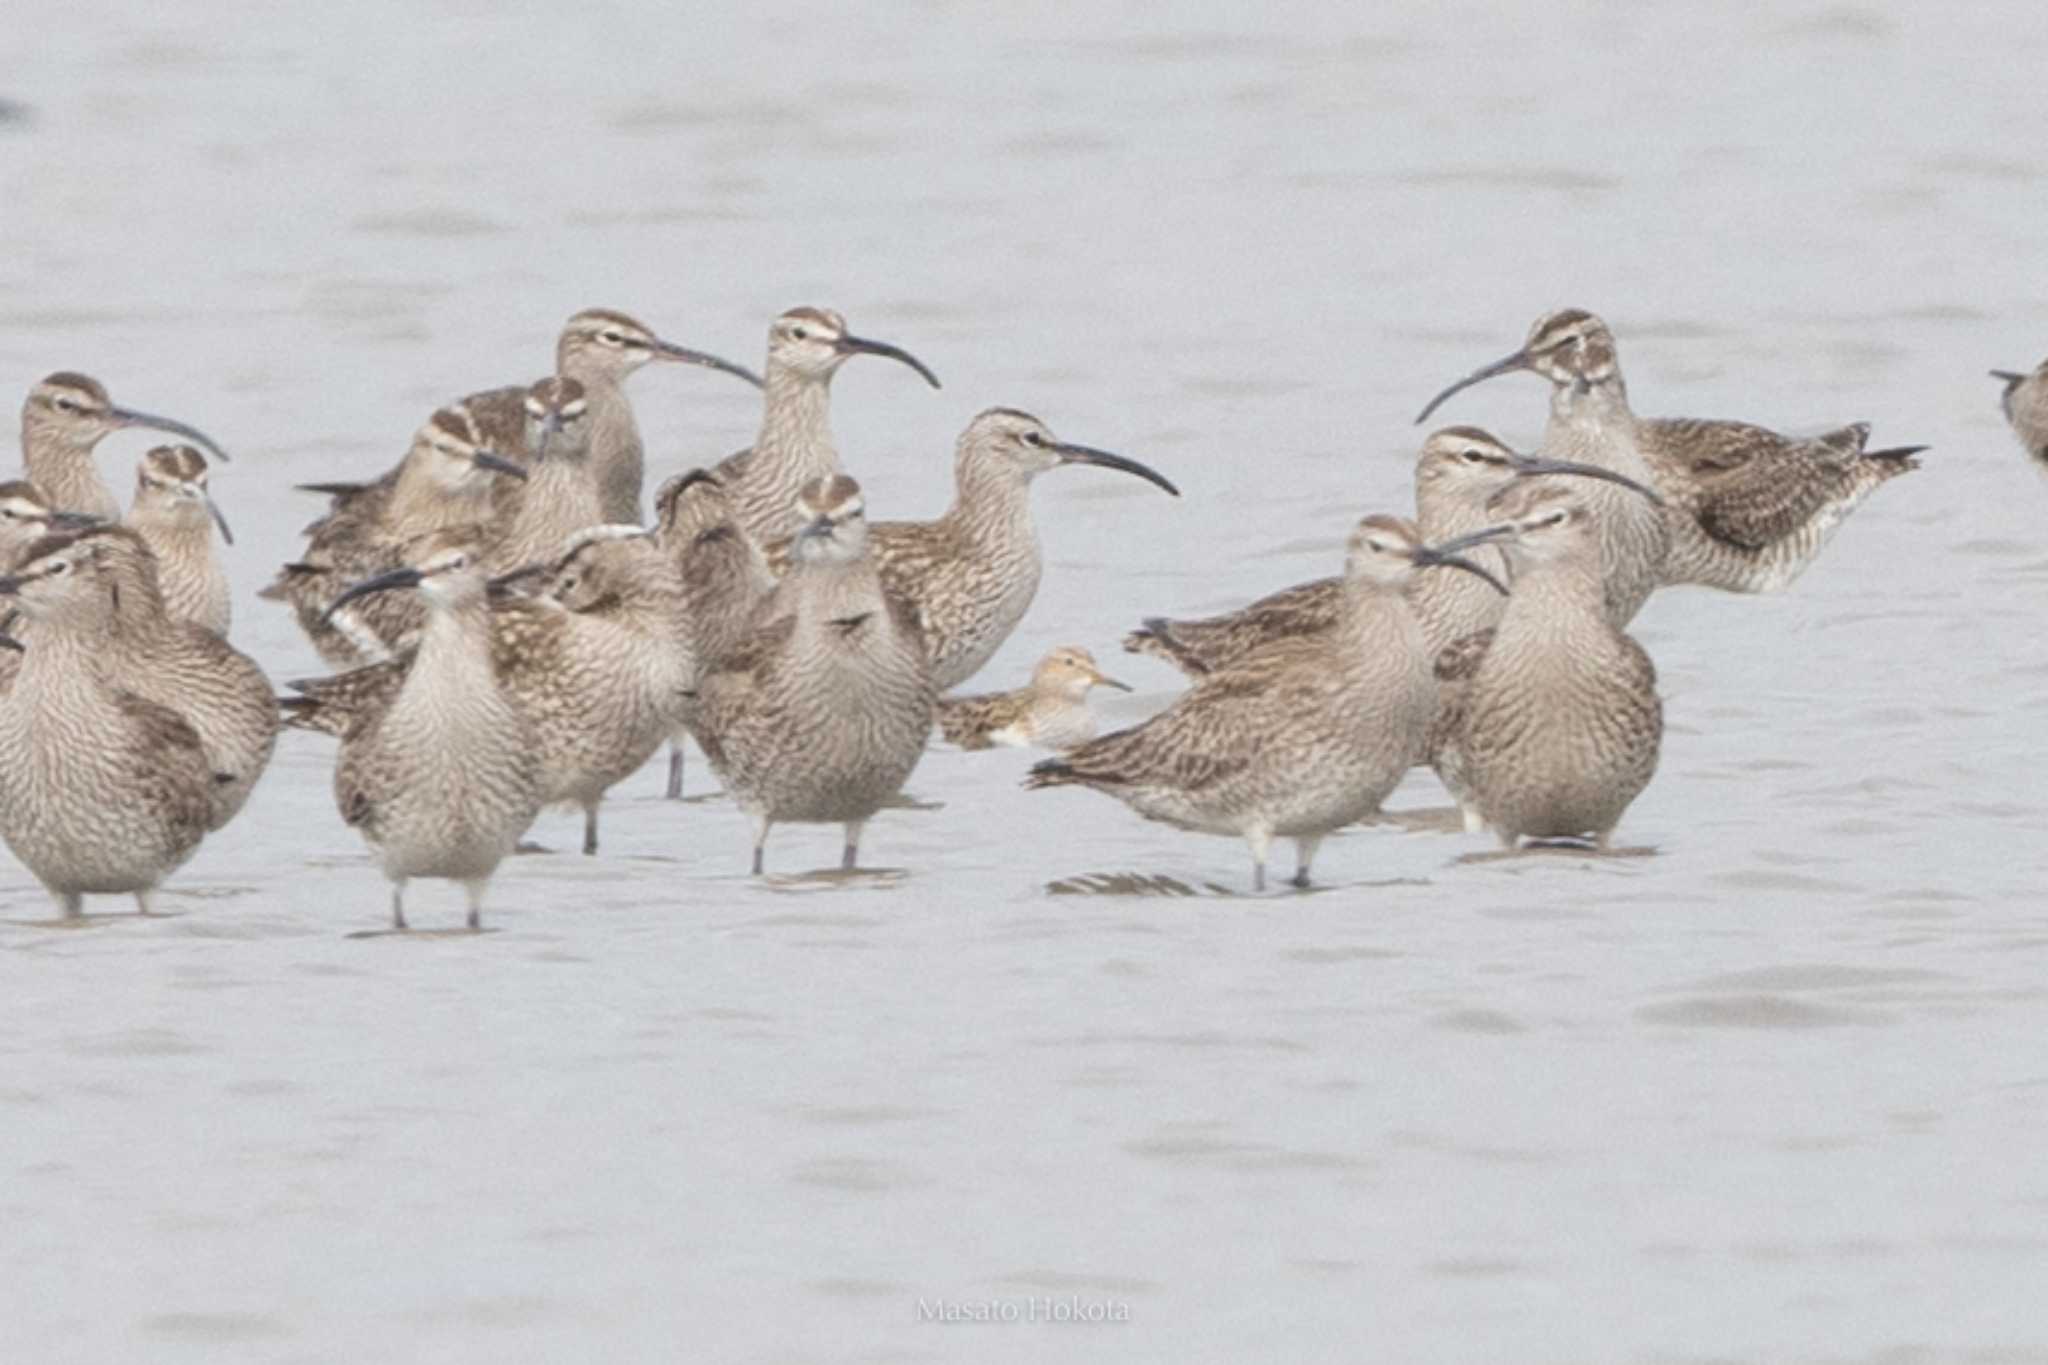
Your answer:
264,405 -> 528,666
693,475 -> 934,874
712,308 -> 941,546
937,645 -> 1130,751
1029,517 -> 1498,891
651,468 -> 774,800
1429,480 -> 1662,849
0,529 -> 215,918
289,526 -> 690,857
1416,308 -> 1922,601
1123,428 -> 1632,677
126,444 -> 234,635
18,371 -> 231,523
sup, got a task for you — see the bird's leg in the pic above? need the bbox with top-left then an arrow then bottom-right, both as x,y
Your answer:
841,819 -> 865,872
55,892 -> 82,921
390,881 -> 409,932
750,814 -> 772,877
1247,826 -> 1272,893
1290,836 -> 1323,890
582,803 -> 600,857
665,742 -> 685,800
463,880 -> 486,932
134,890 -> 157,917
1460,804 -> 1486,835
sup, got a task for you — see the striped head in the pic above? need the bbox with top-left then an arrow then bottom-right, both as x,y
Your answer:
1413,426 -> 1525,512
539,525 -> 660,612
766,307 -> 941,388
132,445 -> 234,544
1032,645 -> 1132,699
21,371 -> 232,462
413,406 -> 529,492
1520,308 -> 1620,388
0,480 -> 97,560
558,308 -> 762,389
1344,514 -> 1431,588
522,377 -> 590,461
0,525 -> 158,627
956,407 -> 1178,494
1476,480 -> 1599,569
791,474 -> 867,564
1413,307 -> 1624,425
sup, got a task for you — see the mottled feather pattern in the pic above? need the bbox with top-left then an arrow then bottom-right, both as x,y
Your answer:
1122,577 -> 1344,679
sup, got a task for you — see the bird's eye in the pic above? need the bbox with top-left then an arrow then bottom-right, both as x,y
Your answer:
53,397 -> 77,413
1460,448 -> 1485,462
50,561 -> 68,575
1022,431 -> 1045,447
791,326 -> 809,341
601,330 -> 624,345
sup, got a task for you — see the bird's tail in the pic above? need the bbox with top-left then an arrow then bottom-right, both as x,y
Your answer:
1861,443 -> 1927,479
1121,617 -> 1210,676
1024,756 -> 1077,790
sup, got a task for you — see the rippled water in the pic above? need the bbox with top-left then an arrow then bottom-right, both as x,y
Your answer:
5,3 -> 2048,1361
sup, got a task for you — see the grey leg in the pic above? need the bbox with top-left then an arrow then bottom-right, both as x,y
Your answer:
665,742 -> 684,800
582,803 -> 600,857
1290,835 -> 1323,890
841,819 -> 865,872
463,880 -> 485,931
1247,827 -> 1272,893
391,881 -> 409,932
55,892 -> 82,921
750,814 -> 772,876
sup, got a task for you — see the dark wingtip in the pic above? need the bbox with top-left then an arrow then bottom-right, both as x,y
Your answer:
1023,758 -> 1073,790
1864,444 -> 1928,463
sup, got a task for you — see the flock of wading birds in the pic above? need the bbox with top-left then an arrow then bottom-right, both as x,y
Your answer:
5,304 -> 2045,928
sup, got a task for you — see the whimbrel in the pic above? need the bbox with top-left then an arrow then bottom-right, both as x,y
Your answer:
292,526 -> 690,857
1123,428 -> 1637,677
1028,517 -> 1499,891
83,527 -> 277,830
0,531 -> 218,917
693,475 -> 935,874
0,482 -> 97,693
1415,311 -> 1673,623
305,531 -> 543,930
304,310 -> 759,525
19,372 -> 231,522
857,408 -> 1177,691
937,645 -> 1130,751
651,468 -> 773,799
126,445 -> 234,635
488,379 -> 604,574
1416,309 -> 1922,601
1430,481 -> 1662,848
1993,361 -> 2048,474
714,309 -> 941,546
264,405 -> 528,666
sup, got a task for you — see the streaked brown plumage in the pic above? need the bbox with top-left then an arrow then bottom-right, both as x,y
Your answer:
1030,518 -> 1496,891
263,405 -> 528,666
1122,428 -> 1626,677
937,645 -> 1130,751
694,476 -> 934,874
856,408 -> 1176,692
299,530 -> 543,930
651,469 -> 774,799
290,527 -> 690,857
0,530 -> 214,918
1431,481 -> 1662,848
302,310 -> 758,526
487,378 -> 604,573
126,444 -> 234,635
18,372 -> 231,523
85,527 -> 277,831
712,308 -> 941,546
1416,308 -> 1922,601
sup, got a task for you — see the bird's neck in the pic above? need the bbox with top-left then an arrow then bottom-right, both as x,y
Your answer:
753,366 -> 838,483
20,423 -> 118,520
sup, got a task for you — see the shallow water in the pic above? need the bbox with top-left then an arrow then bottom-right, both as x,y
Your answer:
5,3 -> 2048,1361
